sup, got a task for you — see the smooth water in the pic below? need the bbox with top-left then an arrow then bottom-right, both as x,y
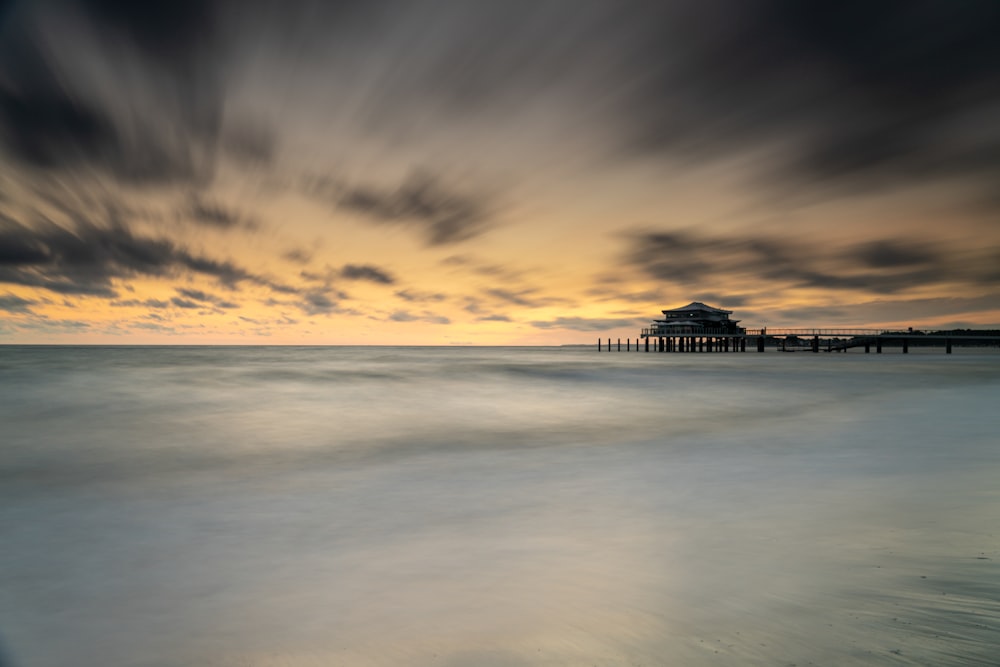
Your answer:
1,346 -> 998,666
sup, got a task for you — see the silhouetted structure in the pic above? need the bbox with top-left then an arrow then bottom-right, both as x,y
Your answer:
647,302 -> 744,335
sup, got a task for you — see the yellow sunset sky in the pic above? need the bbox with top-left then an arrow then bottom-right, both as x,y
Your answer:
2,1 -> 999,344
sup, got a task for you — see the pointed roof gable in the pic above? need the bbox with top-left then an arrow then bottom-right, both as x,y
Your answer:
661,302 -> 733,315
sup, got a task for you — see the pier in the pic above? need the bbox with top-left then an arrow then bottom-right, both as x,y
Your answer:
596,303 -> 1000,354
598,328 -> 1000,353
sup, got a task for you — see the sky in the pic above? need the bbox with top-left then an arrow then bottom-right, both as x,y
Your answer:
1,0 -> 999,344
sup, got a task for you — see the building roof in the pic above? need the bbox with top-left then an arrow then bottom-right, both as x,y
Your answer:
661,302 -> 733,315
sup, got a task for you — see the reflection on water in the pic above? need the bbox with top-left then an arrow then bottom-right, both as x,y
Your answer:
1,346 -> 998,666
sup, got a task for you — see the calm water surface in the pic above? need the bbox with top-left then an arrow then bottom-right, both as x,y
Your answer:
1,346 -> 998,666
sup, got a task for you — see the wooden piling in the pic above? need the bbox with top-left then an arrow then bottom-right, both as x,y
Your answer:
903,339 -> 909,354
617,338 -> 621,352
645,337 -> 650,352
946,338 -> 952,354
812,335 -> 819,353
876,339 -> 882,353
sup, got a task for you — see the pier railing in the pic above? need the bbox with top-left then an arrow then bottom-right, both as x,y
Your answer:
641,327 -> 955,337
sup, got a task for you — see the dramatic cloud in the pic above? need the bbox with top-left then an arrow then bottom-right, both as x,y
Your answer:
758,295 -> 1000,326
626,230 -> 999,295
305,171 -> 494,245
610,2 -> 1000,202
0,0 -> 225,184
184,195 -> 257,231
0,213 -> 288,297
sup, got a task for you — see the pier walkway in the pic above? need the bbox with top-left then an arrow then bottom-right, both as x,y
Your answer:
596,328 -> 1000,354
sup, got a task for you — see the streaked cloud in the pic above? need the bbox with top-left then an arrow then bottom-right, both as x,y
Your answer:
303,170 -> 495,246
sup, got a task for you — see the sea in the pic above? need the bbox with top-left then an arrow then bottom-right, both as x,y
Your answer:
1,345 -> 998,667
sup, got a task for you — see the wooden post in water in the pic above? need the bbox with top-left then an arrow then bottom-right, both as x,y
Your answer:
645,337 -> 650,352
597,338 -> 601,351
865,342 -> 870,353
876,339 -> 882,353
659,337 -> 665,352
946,338 -> 952,354
617,338 -> 621,352
741,338 -> 747,352
757,336 -> 765,352
903,339 -> 909,354
812,335 -> 819,353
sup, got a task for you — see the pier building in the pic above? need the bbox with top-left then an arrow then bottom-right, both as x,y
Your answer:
647,302 -> 744,335
591,301 -> 1000,354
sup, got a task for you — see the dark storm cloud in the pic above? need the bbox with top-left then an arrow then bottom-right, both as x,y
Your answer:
0,213 -> 289,296
304,171 -> 493,246
340,264 -> 395,285
616,1 -> 1000,198
295,0 -> 1000,206
853,241 -> 936,269
626,230 -> 1000,295
0,0 -> 227,184
4,0 -> 997,206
